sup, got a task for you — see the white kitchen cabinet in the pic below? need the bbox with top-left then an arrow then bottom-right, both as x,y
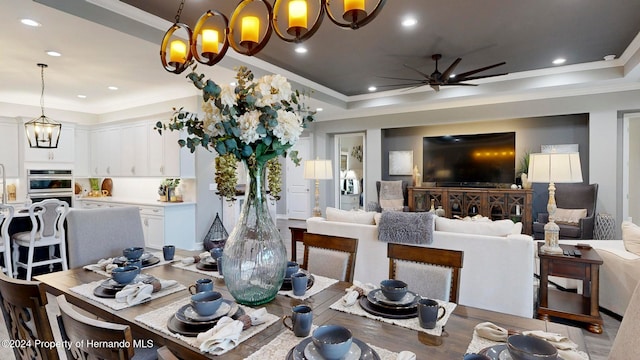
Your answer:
23,126 -> 75,163
90,128 -> 121,176
74,128 -> 91,177
121,123 -> 148,176
0,121 -> 20,177
139,206 -> 164,249
148,123 -> 195,178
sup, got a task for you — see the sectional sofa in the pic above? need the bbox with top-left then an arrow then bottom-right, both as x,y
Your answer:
306,209 -> 535,318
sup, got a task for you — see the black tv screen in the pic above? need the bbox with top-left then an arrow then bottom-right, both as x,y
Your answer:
422,132 -> 515,187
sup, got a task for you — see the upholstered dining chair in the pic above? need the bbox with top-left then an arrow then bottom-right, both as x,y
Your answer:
0,204 -> 14,277
56,294 -> 157,360
65,207 -> 146,268
608,282 -> 640,359
0,272 -> 60,360
157,346 -> 180,360
12,199 -> 69,280
387,243 -> 464,303
302,233 -> 358,282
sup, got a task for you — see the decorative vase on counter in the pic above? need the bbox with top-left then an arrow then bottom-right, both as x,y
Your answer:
221,161 -> 286,306
521,173 -> 532,189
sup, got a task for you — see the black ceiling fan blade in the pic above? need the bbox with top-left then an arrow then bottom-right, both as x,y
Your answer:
403,64 -> 434,80
441,58 -> 462,81
456,73 -> 509,81
454,62 -> 506,79
378,76 -> 429,82
440,83 -> 478,86
375,82 -> 428,88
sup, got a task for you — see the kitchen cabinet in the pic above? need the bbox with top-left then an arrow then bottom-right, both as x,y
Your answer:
0,121 -> 20,177
77,198 -> 197,250
74,128 -> 91,177
23,126 -> 75,163
121,123 -> 148,176
148,123 -> 194,178
90,128 -> 121,176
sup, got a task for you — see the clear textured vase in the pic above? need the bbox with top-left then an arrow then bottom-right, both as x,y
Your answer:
221,160 -> 286,305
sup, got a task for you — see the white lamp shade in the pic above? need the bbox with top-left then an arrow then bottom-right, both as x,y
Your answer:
527,152 -> 583,183
304,159 -> 333,180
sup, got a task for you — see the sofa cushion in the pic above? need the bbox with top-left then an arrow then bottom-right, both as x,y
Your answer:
325,207 -> 376,225
622,221 -> 640,255
435,217 -> 518,237
379,180 -> 404,211
554,208 -> 587,225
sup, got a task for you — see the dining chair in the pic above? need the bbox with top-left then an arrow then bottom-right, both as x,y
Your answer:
12,199 -> 69,280
65,207 -> 146,268
387,243 -> 464,303
0,271 -> 60,360
302,232 -> 358,282
0,204 -> 14,277
157,346 -> 180,360
56,294 -> 158,360
608,282 -> 640,359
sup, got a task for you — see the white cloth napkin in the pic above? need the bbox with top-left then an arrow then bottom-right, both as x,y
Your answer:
181,252 -> 212,265
197,316 -> 244,355
474,322 -> 508,342
347,280 -> 378,296
342,290 -> 359,307
249,308 -> 269,326
397,350 -> 416,360
84,258 -> 117,273
522,330 -> 587,360
115,283 -> 153,305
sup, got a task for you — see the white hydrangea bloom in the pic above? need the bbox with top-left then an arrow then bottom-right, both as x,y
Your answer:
202,100 -> 225,137
219,84 -> 237,108
272,110 -> 302,145
237,110 -> 264,144
254,74 -> 292,107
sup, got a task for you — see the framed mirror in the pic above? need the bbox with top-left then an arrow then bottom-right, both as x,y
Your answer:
335,133 -> 365,210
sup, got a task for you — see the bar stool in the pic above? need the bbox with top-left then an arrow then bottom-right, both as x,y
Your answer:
12,199 -> 69,280
0,204 -> 14,277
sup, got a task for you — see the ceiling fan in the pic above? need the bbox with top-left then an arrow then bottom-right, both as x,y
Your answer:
381,54 -> 508,92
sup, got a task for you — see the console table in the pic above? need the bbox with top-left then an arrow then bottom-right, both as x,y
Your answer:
408,186 -> 533,234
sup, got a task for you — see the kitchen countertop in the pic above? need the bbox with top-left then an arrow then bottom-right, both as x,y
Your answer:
75,196 -> 196,207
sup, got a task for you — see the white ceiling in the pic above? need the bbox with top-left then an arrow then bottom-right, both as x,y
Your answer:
2,0 -> 640,124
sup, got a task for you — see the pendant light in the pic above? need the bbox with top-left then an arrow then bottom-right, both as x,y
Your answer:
24,63 -> 61,149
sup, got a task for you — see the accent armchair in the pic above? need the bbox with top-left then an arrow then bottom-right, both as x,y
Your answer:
532,183 -> 598,240
367,180 -> 409,212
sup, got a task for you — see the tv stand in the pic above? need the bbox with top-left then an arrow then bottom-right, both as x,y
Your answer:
408,186 -> 533,235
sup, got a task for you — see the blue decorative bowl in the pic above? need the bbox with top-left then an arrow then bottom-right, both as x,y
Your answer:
111,265 -> 139,284
380,279 -> 408,301
123,247 -> 144,260
507,335 -> 558,360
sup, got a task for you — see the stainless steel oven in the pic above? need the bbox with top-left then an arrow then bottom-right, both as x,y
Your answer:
27,169 -> 74,206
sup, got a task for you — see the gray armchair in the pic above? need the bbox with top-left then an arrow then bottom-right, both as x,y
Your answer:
366,180 -> 409,212
532,183 -> 598,240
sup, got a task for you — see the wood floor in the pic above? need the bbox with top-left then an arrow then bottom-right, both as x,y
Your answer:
0,219 -> 619,359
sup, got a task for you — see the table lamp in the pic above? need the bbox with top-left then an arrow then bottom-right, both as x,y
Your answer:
304,159 -> 333,217
527,152 -> 583,254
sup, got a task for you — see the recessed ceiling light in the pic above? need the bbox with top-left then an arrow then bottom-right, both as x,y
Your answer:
449,74 -> 456,78
603,55 -> 616,61
401,17 -> 417,27
230,82 -> 236,86
316,108 -> 323,112
46,51 -> 61,57
295,45 -> 307,54
552,58 -> 566,65
368,86 -> 377,92
77,95 -> 87,99
108,86 -> 118,90
20,18 -> 41,27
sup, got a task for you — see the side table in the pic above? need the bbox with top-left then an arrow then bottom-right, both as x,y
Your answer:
289,226 -> 306,262
537,242 -> 604,333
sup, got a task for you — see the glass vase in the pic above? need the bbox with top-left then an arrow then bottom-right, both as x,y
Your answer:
221,160 -> 286,305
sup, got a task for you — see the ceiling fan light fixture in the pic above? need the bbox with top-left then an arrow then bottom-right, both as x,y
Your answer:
25,63 -> 61,149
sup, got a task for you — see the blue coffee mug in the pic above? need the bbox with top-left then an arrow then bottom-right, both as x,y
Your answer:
291,272 -> 308,296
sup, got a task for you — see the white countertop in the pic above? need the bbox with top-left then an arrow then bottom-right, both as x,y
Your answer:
75,196 -> 195,207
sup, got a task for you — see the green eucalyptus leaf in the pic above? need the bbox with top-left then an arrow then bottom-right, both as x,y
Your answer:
241,145 -> 253,157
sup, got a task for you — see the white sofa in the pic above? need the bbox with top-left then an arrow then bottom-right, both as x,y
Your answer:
306,215 -> 535,318
552,239 -> 640,316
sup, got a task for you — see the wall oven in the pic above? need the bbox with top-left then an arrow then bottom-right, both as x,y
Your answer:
27,169 -> 74,206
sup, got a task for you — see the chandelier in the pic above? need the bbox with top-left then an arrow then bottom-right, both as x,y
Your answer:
24,63 -> 61,149
160,0 -> 387,74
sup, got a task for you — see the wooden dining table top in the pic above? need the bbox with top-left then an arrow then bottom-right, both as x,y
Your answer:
34,256 -> 588,360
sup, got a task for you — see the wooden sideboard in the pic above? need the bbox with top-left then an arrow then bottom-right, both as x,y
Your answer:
408,186 -> 533,235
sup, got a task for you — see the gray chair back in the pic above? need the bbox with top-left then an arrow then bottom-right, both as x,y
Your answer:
66,207 -> 145,268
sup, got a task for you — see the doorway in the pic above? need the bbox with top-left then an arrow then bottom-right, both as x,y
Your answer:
623,113 -> 640,223
286,137 -> 311,220
335,133 -> 365,210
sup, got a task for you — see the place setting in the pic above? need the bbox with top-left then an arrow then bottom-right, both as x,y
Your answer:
465,322 -> 590,360
83,245 -> 179,276
278,261 -> 338,300
134,278 -> 279,356
172,249 -> 224,279
330,279 -> 456,336
70,247 -> 185,310
246,304 -> 407,360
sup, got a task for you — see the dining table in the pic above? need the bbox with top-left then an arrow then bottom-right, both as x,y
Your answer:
34,252 -> 589,360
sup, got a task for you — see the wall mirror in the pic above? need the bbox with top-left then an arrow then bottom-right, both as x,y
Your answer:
335,133 -> 365,210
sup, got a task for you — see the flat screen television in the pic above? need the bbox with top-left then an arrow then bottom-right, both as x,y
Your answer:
422,132 -> 515,187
